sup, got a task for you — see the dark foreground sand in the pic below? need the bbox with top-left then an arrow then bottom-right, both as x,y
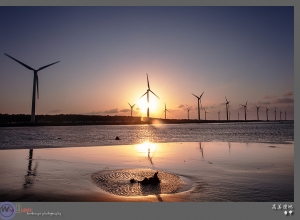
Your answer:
0,142 -> 294,202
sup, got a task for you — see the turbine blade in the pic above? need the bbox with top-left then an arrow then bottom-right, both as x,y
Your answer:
200,91 -> 204,98
132,104 -> 135,108
140,91 -> 147,99
191,93 -> 200,99
37,61 -> 60,71
146,73 -> 150,89
36,74 -> 39,99
4,53 -> 35,71
150,90 -> 159,99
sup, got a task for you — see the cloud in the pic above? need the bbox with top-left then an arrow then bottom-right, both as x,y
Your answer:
274,98 -> 294,104
178,104 -> 185,108
258,101 -> 271,105
48,109 -> 60,113
84,111 -> 102,115
283,91 -> 293,97
120,109 -> 130,113
104,108 -> 119,113
263,95 -> 273,99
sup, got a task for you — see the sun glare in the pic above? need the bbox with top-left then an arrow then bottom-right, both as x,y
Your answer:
137,98 -> 158,115
135,141 -> 157,155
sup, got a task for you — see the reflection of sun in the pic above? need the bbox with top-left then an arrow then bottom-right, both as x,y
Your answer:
137,98 -> 158,114
135,141 -> 156,155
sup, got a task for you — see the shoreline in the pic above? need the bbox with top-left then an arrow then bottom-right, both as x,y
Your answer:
0,119 -> 294,127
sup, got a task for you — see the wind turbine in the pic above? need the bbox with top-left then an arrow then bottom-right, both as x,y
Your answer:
218,110 -> 220,121
140,73 -> 159,119
203,108 -> 208,120
225,96 -> 230,121
266,107 -> 269,121
127,102 -> 135,117
5,53 -> 60,122
163,103 -> 170,119
238,111 -> 240,120
187,108 -> 191,120
285,110 -> 287,121
255,105 -> 260,120
240,101 -> 248,121
191,92 -> 204,121
280,109 -> 282,121
274,107 -> 277,121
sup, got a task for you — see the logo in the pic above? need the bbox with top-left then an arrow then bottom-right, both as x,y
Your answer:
0,202 -> 16,220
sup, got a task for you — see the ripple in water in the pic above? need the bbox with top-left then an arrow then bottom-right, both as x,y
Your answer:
91,168 -> 185,196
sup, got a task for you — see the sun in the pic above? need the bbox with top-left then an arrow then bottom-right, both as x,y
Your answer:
137,97 -> 158,115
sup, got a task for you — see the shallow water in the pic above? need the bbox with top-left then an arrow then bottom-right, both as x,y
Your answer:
0,142 -> 294,202
0,122 -> 294,149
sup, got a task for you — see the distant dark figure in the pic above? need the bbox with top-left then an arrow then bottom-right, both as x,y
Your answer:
130,172 -> 160,185
115,136 -> 120,140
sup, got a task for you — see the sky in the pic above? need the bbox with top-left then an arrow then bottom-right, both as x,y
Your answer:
0,6 -> 294,120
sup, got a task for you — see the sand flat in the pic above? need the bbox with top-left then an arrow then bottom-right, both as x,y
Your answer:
0,142 -> 294,202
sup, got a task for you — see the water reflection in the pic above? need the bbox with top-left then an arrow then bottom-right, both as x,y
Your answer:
23,149 -> 38,187
228,142 -> 231,154
199,142 -> 204,159
135,141 -> 156,165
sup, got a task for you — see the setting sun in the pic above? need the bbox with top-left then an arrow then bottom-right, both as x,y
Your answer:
137,97 -> 159,115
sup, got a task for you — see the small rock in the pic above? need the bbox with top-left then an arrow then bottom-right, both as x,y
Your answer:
115,136 -> 120,140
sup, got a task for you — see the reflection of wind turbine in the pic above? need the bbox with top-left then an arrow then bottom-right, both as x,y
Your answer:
240,101 -> 248,121
255,105 -> 260,120
192,92 -> 204,120
127,102 -> 135,117
163,103 -> 170,119
225,96 -> 230,121
199,142 -> 204,159
228,142 -> 231,153
266,107 -> 269,121
5,53 -> 60,123
24,149 -> 38,187
187,108 -> 191,120
140,73 -> 159,119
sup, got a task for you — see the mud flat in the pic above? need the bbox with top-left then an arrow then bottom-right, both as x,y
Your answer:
0,141 -> 294,202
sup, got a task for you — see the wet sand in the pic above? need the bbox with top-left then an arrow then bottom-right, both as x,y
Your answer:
0,142 -> 294,202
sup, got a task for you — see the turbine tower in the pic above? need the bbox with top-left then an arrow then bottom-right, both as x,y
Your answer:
203,108 -> 208,120
163,103 -> 170,119
191,92 -> 204,121
266,107 -> 269,121
127,102 -> 135,117
187,108 -> 191,120
225,96 -> 230,121
274,107 -> 277,121
140,73 -> 159,119
255,105 -> 260,120
240,101 -> 248,121
285,110 -> 287,121
5,53 -> 60,123
238,111 -> 240,120
280,109 -> 282,121
218,110 -> 220,121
